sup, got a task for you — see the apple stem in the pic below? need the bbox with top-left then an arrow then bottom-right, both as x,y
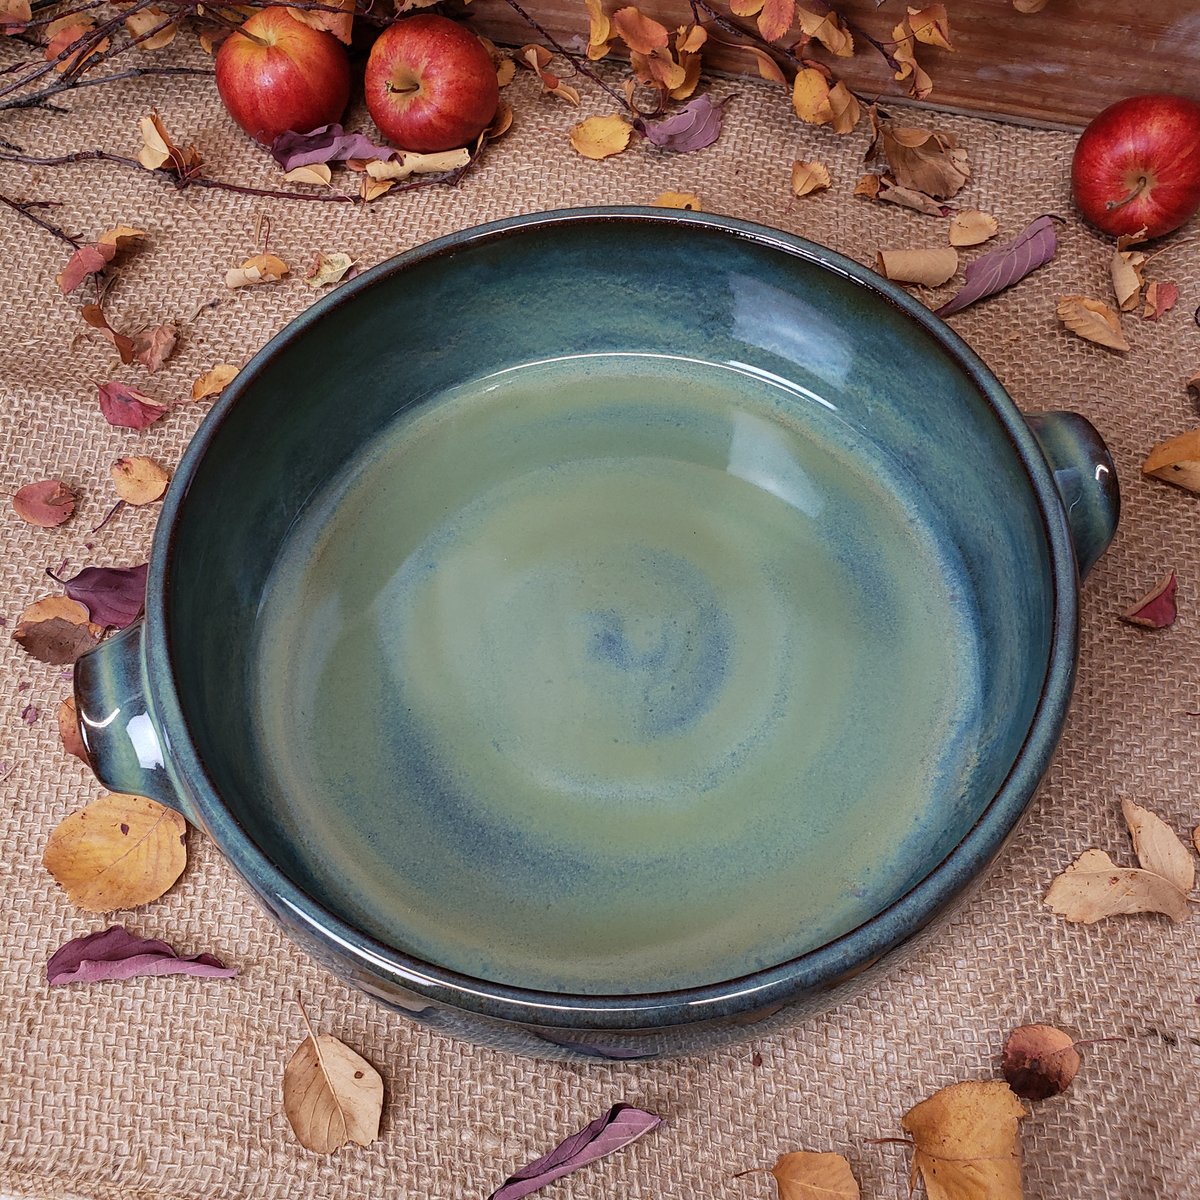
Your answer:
1106,175 -> 1150,212
386,82 -> 421,97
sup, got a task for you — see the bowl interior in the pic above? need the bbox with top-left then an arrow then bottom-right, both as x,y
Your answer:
163,213 -> 1055,996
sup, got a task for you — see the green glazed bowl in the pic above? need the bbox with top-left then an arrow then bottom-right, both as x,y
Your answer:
75,208 -> 1118,1060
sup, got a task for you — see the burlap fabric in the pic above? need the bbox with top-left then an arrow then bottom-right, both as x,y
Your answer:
1,48 -> 1198,1200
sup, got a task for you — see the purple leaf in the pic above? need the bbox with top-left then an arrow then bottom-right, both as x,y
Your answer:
271,124 -> 397,170
48,925 -> 238,986
639,95 -> 723,153
935,215 -> 1058,317
52,562 -> 148,628
487,1103 -> 662,1200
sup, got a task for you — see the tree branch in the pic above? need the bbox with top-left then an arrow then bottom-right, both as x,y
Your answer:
0,191 -> 81,247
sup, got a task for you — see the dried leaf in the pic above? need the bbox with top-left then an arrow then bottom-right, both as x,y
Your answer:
890,18 -> 932,99
1143,281 -> 1179,321
286,0 -> 352,45
935,215 -> 1057,317
304,251 -> 356,288
791,160 -> 831,197
13,479 -> 77,527
82,304 -> 136,364
569,114 -> 633,160
12,596 -> 102,665
1122,796 -> 1195,892
875,178 -> 950,216
520,45 -> 580,104
754,0 -> 794,42
901,1081 -> 1027,1200
131,321 -> 178,372
1110,248 -> 1146,312
1058,295 -> 1130,352
283,1008 -> 383,1154
1045,848 -> 1189,923
43,793 -> 187,912
136,111 -> 201,178
907,4 -> 953,49
796,6 -> 853,55
271,124 -> 395,170
0,0 -> 31,35
1013,0 -> 1050,10
48,925 -> 237,985
584,0 -> 613,58
58,695 -> 90,766
97,225 -> 145,250
96,381 -> 168,429
652,191 -> 702,210
877,247 -> 958,287
770,1150 -> 861,1198
55,563 -> 148,628
45,17 -> 108,72
640,93 -> 722,151
612,5 -> 669,53
881,124 -> 969,199
57,243 -> 114,294
111,457 -> 169,505
827,82 -> 860,134
496,55 -> 517,84
360,176 -> 393,202
487,1104 -> 662,1200
1119,571 -> 1177,630
1143,428 -> 1200,494
949,210 -> 998,246
226,253 -> 289,289
365,148 -> 470,180
191,363 -> 239,401
283,163 -> 333,186
742,43 -> 787,86
792,67 -> 833,126
1001,1024 -> 1081,1100
123,5 -> 177,50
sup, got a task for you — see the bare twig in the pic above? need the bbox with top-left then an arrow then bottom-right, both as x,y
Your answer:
0,190 -> 81,246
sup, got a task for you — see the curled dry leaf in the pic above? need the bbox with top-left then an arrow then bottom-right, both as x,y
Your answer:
111,457 -> 169,505
520,44 -> 581,105
1143,428 -> 1200,494
58,695 -> 91,767
653,192 -> 702,210
877,248 -> 958,287
569,114 -> 633,160
226,253 -> 289,289
132,322 -> 178,373
55,563 -> 148,629
1002,1024 -> 1081,1099
0,0 -> 31,35
287,0 -> 353,45
136,112 -> 201,178
936,215 -> 1057,317
97,381 -> 168,429
640,93 -> 723,152
13,596 -> 102,665
1121,796 -> 1195,892
1119,571 -> 1177,630
1044,848 -> 1189,923
791,161 -> 831,197
48,925 -> 236,986
82,303 -> 135,364
907,4 -> 953,50
1143,281 -> 1179,320
856,174 -> 950,216
58,245 -> 111,295
123,5 -> 177,50
795,5 -> 853,55
901,1081 -> 1027,1200
13,479 -> 77,528
769,1150 -> 860,1198
1058,295 -> 1130,352
881,124 -> 969,199
43,793 -> 187,912
305,252 -> 357,288
1013,0 -> 1050,9
283,163 -> 333,186
283,1003 -> 383,1154
949,210 -> 998,246
792,72 -> 858,134
1110,248 -> 1146,312
585,0 -> 613,58
271,124 -> 395,170
365,148 -> 470,181
890,16 -> 933,100
191,363 -> 239,401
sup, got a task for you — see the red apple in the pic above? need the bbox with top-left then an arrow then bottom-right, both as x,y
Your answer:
364,14 -> 499,153
215,7 -> 351,146
1071,93 -> 1200,239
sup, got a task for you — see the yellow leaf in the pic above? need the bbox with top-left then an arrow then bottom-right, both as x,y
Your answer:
42,793 -> 187,912
496,55 -> 517,84
1110,248 -> 1146,311
906,4 -> 952,50
304,251 -> 356,288
1143,427 -> 1200,494
1122,797 -> 1195,892
949,210 -> 998,246
901,1081 -> 1027,1200
110,455 -> 170,505
191,363 -> 239,401
756,0 -> 794,42
854,172 -> 881,199
136,111 -> 201,176
361,175 -> 394,202
796,6 -> 853,56
792,67 -> 832,125
283,1005 -> 384,1154
123,5 -> 177,50
569,113 -> 632,160
653,191 -> 702,210
677,22 -> 706,52
1057,295 -> 1130,351
283,163 -> 333,186
226,253 -> 289,289
1045,847 -> 1189,922
771,1151 -> 860,1199
744,44 -> 786,85
828,81 -> 860,134
365,147 -> 470,180
876,247 -> 958,287
891,18 -> 932,99
612,4 -> 669,53
286,0 -> 353,43
585,0 -> 613,58
669,51 -> 702,100
730,0 -> 763,15
791,159 -> 831,196
97,224 -> 145,248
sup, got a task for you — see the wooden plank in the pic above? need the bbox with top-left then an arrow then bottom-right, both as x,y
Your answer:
470,0 -> 1200,128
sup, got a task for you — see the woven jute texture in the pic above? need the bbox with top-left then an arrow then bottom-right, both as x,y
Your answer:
1,49 -> 1198,1200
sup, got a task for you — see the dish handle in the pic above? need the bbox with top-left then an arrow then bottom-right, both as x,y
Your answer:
74,621 -> 194,821
1025,411 -> 1120,580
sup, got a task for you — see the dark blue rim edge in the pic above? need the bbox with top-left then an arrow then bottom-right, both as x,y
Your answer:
150,206 -> 1079,1031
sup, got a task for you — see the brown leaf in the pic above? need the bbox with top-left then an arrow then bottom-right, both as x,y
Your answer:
742,43 -> 787,85
123,5 -> 177,50
1143,428 -> 1200,494
226,253 -> 289,289
754,0 -> 794,43
1002,1024 -> 1081,1099
890,18 -> 932,99
1143,280 -> 1179,320
611,5 -> 669,53
881,124 -> 969,199
877,247 -> 958,286
131,321 -> 178,372
13,479 -> 77,527
796,6 -> 853,55
770,1150 -> 860,1198
1119,571 -> 1177,630
110,456 -> 170,505
496,55 -> 517,84
82,303 -> 136,364
191,363 -> 239,401
520,46 -> 581,104
43,793 -> 187,912
854,173 -> 881,199
1110,248 -> 1146,312
286,0 -> 353,44
136,111 -> 201,178
1044,848 -> 1189,923
283,1005 -> 384,1154
901,1081 -> 1027,1200
0,0 -> 31,35
861,175 -> 950,216
907,4 -> 953,49
827,82 -> 860,134
569,114 -> 632,160
57,243 -> 114,294
97,225 -> 145,250
58,695 -> 91,767
792,67 -> 833,126
1121,796 -> 1195,892
1013,0 -> 1050,10
45,16 -> 109,72
652,191 -> 702,210
949,210 -> 998,246
13,595 -> 102,664
1057,295 -> 1130,351
304,251 -> 356,288
791,160 -> 831,197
